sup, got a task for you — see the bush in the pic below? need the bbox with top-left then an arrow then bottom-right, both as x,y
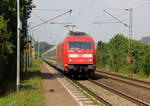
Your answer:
96,34 -> 150,77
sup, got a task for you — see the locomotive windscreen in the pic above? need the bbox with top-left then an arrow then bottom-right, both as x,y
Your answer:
69,42 -> 91,50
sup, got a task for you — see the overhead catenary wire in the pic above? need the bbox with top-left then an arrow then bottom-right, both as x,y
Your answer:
31,12 -> 71,47
32,9 -> 72,29
98,0 -> 150,37
31,11 -> 73,45
70,0 -> 97,31
78,0 -> 96,16
32,12 -> 72,25
101,0 -> 150,20
32,12 -> 46,22
103,9 -> 129,28
93,0 -> 150,37
93,21 -> 121,27
33,8 -> 71,12
134,0 -> 150,9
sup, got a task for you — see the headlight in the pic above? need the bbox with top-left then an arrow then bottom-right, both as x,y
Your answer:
83,54 -> 92,58
69,54 -> 78,58
68,59 -> 74,62
87,59 -> 92,62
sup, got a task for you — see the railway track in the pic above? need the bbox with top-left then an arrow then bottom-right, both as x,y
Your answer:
96,70 -> 150,90
44,60 -> 111,106
88,79 -> 149,106
94,70 -> 150,105
71,79 -> 112,106
44,59 -> 150,106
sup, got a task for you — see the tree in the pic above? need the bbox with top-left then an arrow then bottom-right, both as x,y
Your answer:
0,0 -> 33,94
96,34 -> 150,77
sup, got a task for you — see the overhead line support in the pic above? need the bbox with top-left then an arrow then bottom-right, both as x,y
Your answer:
103,9 -> 129,28
102,8 -> 133,77
32,9 -> 72,29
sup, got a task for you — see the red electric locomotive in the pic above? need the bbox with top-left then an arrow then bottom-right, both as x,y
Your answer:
56,31 -> 96,78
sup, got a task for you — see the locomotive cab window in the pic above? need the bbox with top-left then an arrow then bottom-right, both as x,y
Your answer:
69,42 -> 91,50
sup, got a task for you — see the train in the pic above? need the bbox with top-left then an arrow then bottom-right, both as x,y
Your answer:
43,31 -> 96,78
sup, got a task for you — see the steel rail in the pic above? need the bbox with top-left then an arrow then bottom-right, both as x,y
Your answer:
43,59 -> 149,106
89,79 -> 150,106
43,59 -> 112,106
96,70 -> 150,90
72,80 -> 112,106
97,70 -> 150,84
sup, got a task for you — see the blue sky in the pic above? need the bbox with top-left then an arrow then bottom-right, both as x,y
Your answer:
29,0 -> 150,44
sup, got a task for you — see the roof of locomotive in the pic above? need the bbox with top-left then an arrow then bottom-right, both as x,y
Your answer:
68,31 -> 90,37
63,31 -> 94,42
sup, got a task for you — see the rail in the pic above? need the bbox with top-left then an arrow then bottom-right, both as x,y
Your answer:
43,59 -> 112,106
89,79 -> 150,106
43,59 -> 150,106
96,70 -> 150,90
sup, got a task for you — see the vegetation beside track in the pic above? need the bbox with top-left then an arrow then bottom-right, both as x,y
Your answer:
0,60 -> 44,106
96,34 -> 150,80
0,0 -> 33,94
97,66 -> 150,82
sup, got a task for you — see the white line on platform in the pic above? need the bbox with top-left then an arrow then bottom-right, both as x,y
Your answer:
44,62 -> 84,106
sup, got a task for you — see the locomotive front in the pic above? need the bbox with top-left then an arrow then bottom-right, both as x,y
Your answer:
63,34 -> 96,78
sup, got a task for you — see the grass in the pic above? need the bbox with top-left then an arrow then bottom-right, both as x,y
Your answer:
0,60 -> 45,106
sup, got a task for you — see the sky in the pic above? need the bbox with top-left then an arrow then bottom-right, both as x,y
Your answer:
29,0 -> 150,45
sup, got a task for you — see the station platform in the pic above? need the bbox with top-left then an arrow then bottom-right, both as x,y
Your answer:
40,63 -> 80,106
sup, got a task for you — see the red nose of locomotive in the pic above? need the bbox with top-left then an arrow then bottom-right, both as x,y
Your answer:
68,50 -> 93,64
56,32 -> 96,78
64,40 -> 95,72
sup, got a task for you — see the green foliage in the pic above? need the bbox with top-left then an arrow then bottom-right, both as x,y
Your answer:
96,41 -> 108,66
0,60 -> 44,106
0,16 -> 14,56
0,0 -> 33,94
0,16 -> 14,91
96,34 -> 150,77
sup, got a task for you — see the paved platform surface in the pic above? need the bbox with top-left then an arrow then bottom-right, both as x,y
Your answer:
40,63 -> 80,106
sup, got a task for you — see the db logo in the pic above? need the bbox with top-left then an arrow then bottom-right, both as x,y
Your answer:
77,59 -> 84,62
77,54 -> 83,58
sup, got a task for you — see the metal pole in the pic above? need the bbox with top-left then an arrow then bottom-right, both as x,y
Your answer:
24,52 -> 25,71
38,35 -> 40,59
129,8 -> 133,77
130,8 -> 133,43
31,29 -> 32,61
31,29 -> 36,59
126,8 -> 133,77
29,22 -> 31,68
16,0 -> 20,93
26,48 -> 29,70
129,8 -> 133,50
31,30 -> 34,59
102,9 -> 133,77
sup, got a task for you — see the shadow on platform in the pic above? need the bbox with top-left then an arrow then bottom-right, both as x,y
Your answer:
41,71 -> 63,80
